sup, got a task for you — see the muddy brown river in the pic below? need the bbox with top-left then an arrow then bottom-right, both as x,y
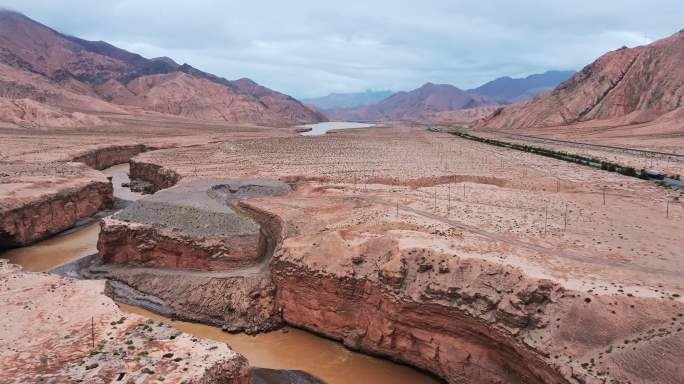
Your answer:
0,163 -> 440,384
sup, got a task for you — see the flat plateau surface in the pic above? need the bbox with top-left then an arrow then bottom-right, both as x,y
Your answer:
134,124 -> 684,294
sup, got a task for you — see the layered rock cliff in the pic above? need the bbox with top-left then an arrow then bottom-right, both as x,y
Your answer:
129,158 -> 181,193
93,178 -> 684,384
71,144 -> 147,170
0,161 -> 113,247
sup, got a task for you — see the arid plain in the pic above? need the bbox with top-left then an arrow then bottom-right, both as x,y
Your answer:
2,119 -> 683,383
2,7 -> 684,384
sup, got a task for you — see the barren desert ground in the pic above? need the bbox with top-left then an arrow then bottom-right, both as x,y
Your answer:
3,4 -> 684,384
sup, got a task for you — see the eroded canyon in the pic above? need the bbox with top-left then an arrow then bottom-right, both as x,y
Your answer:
2,121 -> 683,383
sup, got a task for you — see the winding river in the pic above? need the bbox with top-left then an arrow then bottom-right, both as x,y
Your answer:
0,163 -> 440,384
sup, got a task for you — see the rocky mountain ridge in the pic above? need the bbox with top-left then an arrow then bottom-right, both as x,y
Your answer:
0,10 -> 325,128
477,30 -> 684,130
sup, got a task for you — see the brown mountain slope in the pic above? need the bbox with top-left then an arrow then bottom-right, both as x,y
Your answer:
330,82 -> 496,121
478,30 -> 684,130
0,10 -> 324,127
232,78 -> 328,123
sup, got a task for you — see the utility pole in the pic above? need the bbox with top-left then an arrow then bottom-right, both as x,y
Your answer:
603,188 -> 606,206
447,185 -> 451,213
91,317 -> 95,349
667,200 -> 670,218
544,205 -> 548,235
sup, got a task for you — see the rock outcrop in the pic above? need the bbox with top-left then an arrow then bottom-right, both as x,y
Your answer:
130,158 -> 181,193
71,144 -> 147,170
94,179 -> 290,333
0,161 -> 113,247
249,192 -> 684,384
98,180 -> 287,270
0,259 -> 253,383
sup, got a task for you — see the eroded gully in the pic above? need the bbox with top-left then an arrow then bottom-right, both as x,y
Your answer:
0,162 -> 440,384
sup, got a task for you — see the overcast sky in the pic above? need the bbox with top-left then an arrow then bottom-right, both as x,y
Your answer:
3,1 -> 684,98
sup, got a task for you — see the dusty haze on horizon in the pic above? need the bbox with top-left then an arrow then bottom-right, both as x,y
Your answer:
2,0 -> 683,98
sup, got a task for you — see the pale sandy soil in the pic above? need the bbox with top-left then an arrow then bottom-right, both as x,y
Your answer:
0,115 -> 298,163
0,260 -> 248,383
133,124 -> 684,295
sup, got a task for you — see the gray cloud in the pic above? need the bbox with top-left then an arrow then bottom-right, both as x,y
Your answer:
2,0 -> 683,98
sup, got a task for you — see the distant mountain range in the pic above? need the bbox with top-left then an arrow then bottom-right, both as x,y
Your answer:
0,10 -> 325,128
469,70 -> 575,104
327,83 -> 494,121
477,30 -> 684,130
323,71 -> 574,122
303,90 -> 394,111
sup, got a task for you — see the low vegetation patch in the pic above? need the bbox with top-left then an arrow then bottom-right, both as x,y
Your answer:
451,131 -> 681,182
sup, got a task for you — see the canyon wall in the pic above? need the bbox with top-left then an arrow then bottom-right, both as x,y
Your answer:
0,163 -> 113,247
266,220 -> 684,384
129,158 -> 181,192
271,254 -> 568,384
98,217 -> 265,271
72,144 -> 147,170
103,268 -> 281,334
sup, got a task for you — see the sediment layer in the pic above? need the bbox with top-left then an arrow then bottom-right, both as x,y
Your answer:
0,161 -> 113,247
101,266 -> 282,334
129,158 -> 181,193
72,144 -> 148,170
98,217 -> 265,270
271,240 -> 567,384
94,179 -> 291,332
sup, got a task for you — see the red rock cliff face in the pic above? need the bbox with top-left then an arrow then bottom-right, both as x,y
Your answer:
271,256 -> 567,384
266,216 -> 684,384
71,144 -> 147,170
103,268 -> 281,334
97,217 -> 265,271
0,182 -> 113,247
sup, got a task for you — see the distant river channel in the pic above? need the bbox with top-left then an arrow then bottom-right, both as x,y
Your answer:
299,122 -> 374,136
